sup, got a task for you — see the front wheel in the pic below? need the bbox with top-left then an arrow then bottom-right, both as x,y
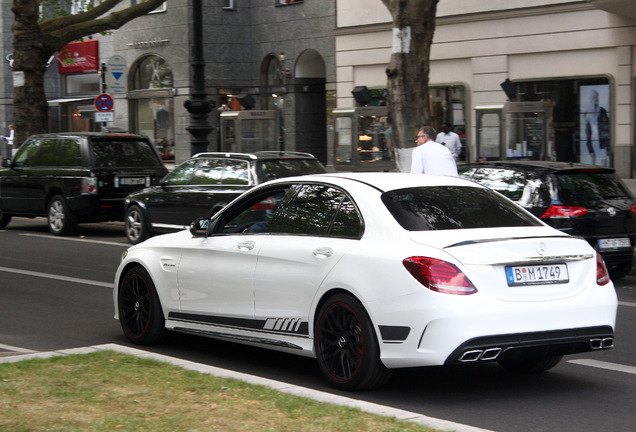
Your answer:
315,293 -> 392,391
125,205 -> 151,244
118,266 -> 165,345
48,195 -> 77,235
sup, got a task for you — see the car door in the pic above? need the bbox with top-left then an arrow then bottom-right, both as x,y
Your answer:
252,183 -> 363,327
0,137 -> 44,213
175,185 -> 290,321
143,159 -> 199,227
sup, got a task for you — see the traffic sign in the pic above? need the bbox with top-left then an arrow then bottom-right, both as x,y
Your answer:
106,55 -> 127,95
95,94 -> 114,112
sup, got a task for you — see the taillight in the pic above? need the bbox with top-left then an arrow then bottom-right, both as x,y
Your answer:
541,205 -> 588,218
630,204 -> 636,214
81,176 -> 98,195
596,253 -> 610,286
403,257 -> 477,295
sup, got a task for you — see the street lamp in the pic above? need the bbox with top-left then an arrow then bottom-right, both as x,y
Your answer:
184,0 -> 214,155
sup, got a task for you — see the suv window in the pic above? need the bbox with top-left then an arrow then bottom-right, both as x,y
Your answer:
382,186 -> 542,231
91,138 -> 164,168
258,158 -> 326,182
12,138 -> 42,167
32,139 -> 82,167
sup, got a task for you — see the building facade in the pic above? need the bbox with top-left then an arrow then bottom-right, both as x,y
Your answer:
335,0 -> 636,178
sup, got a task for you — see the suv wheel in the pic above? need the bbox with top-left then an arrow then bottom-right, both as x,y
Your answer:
609,261 -> 632,280
48,195 -> 78,236
125,205 -> 151,244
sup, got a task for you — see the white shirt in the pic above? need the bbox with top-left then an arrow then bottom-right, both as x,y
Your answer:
435,131 -> 461,158
410,141 -> 458,176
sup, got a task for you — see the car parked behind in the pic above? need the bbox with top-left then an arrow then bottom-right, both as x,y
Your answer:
0,132 -> 168,235
123,151 -> 326,243
459,161 -> 636,279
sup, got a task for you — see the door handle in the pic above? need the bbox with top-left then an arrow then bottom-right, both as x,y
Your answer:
237,241 -> 255,251
313,247 -> 333,258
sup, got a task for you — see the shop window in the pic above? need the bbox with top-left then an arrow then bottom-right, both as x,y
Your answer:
130,55 -> 174,161
516,78 -> 610,167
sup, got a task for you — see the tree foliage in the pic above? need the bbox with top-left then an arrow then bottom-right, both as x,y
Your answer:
11,0 -> 167,146
380,0 -> 438,158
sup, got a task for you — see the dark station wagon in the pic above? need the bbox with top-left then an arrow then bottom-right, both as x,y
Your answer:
459,161 -> 636,279
123,151 -> 326,243
0,132 -> 168,235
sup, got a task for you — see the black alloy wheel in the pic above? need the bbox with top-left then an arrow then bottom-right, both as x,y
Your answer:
118,266 -> 165,345
315,293 -> 392,391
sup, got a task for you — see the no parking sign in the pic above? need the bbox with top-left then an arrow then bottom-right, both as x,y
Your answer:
95,94 -> 114,112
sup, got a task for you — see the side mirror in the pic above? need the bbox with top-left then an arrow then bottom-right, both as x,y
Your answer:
2,158 -> 11,168
190,217 -> 210,237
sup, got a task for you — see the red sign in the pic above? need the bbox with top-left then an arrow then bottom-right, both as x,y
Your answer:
58,40 -> 99,74
95,94 -> 114,112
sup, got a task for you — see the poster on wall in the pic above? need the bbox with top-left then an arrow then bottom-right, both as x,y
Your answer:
579,85 -> 610,167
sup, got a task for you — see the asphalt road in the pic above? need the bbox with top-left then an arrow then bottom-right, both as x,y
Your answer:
1,217 -> 635,432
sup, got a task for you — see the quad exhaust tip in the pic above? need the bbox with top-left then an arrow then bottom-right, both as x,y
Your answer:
590,337 -> 614,350
458,347 -> 502,362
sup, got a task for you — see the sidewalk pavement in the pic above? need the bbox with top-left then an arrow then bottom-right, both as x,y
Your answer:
0,343 -> 495,432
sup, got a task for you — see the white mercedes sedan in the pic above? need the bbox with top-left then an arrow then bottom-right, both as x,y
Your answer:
114,173 -> 617,391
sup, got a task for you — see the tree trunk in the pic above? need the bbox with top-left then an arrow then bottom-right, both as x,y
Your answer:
381,0 -> 438,157
11,0 -> 52,146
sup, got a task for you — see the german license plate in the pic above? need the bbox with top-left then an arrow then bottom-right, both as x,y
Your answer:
506,263 -> 569,286
598,238 -> 631,250
119,177 -> 146,185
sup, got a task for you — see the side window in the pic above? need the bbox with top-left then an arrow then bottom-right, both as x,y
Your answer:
268,184 -> 362,238
55,139 -> 82,166
221,160 -> 249,185
218,186 -> 291,234
12,138 -> 43,167
31,139 -> 61,166
162,159 -> 197,185
472,168 -> 526,201
192,159 -> 224,185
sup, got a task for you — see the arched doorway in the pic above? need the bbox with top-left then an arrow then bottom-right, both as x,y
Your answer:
128,55 -> 175,161
294,49 -> 327,163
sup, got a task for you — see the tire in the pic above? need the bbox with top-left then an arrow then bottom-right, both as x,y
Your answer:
608,261 -> 632,280
314,293 -> 393,391
47,195 -> 78,236
0,209 -> 11,229
498,353 -> 563,374
118,266 -> 165,345
125,205 -> 151,244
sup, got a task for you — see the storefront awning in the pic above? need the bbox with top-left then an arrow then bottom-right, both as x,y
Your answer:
47,97 -> 95,107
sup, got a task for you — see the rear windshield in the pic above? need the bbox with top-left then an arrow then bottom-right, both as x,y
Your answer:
91,138 -> 163,168
382,186 -> 543,231
257,159 -> 326,182
555,172 -> 631,202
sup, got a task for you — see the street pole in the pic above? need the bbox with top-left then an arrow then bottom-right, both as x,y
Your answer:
184,0 -> 214,156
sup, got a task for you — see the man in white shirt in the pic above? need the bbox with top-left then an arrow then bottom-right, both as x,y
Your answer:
410,126 -> 458,176
435,122 -> 462,159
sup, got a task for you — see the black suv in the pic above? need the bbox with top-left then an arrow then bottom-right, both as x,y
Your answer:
0,133 -> 168,235
123,151 -> 327,243
459,161 -> 636,279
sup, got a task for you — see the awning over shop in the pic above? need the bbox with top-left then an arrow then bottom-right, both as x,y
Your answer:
47,97 -> 95,107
